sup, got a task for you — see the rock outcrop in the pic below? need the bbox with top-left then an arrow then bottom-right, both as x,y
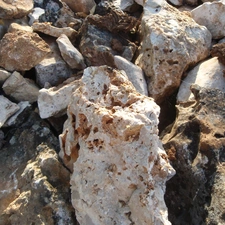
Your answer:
59,66 -> 175,225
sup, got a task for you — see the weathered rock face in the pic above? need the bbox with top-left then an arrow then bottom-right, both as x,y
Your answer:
135,0 -> 211,103
0,0 -> 33,19
0,30 -> 50,71
162,85 -> 225,225
59,66 -> 175,225
0,111 -> 77,225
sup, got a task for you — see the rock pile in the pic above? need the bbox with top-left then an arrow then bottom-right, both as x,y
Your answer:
0,0 -> 225,225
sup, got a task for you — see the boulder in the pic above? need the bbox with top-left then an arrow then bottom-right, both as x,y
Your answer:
59,66 -> 175,225
191,1 -> 225,39
56,34 -> 86,69
38,77 -> 80,119
0,96 -> 19,128
177,57 -> 225,102
2,71 -> 40,103
162,85 -> 225,225
0,0 -> 33,19
135,0 -> 211,103
0,30 -> 50,72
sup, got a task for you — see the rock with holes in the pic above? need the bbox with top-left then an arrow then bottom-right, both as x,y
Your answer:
59,66 -> 175,225
135,0 -> 211,103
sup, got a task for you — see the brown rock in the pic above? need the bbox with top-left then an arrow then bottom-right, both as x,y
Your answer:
211,42 -> 225,65
0,30 -> 50,71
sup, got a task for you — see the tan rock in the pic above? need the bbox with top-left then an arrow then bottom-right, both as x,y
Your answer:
8,22 -> 33,33
59,66 -> 175,225
0,30 -> 50,71
0,0 -> 33,19
0,68 -> 11,85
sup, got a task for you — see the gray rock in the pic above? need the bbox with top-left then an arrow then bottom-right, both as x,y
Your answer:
0,69 -> 11,85
28,7 -> 45,25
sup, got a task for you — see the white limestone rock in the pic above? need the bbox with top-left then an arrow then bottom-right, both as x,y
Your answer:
135,0 -> 211,103
59,66 -> 175,225
177,57 -> 225,102
0,96 -> 19,128
191,1 -> 225,39
38,77 -> 80,119
2,71 -> 40,103
56,34 -> 86,70
114,55 -> 148,96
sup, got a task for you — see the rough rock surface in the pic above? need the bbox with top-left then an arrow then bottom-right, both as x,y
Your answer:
211,42 -> 225,65
0,30 -> 50,72
59,66 -> 175,225
177,57 -> 225,102
135,0 -> 211,103
0,0 -> 33,19
162,85 -> 225,225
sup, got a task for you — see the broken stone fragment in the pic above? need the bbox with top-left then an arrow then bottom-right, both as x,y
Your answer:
0,68 -> 11,85
114,55 -> 148,96
0,95 -> 19,128
135,0 -> 211,103
59,66 -> 175,225
2,71 -> 40,103
32,22 -> 78,40
177,57 -> 225,102
0,30 -> 50,72
8,23 -> 33,33
0,0 -> 33,19
28,7 -> 45,26
38,77 -> 80,119
56,34 -> 86,70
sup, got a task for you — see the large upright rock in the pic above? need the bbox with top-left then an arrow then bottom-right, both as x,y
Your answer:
135,0 -> 211,103
59,66 -> 175,225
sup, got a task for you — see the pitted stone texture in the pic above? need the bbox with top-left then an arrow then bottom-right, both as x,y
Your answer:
0,30 -> 50,72
59,66 -> 175,225
177,57 -> 225,102
135,0 -> 211,103
191,1 -> 225,39
0,0 -> 33,19
38,77 -> 80,119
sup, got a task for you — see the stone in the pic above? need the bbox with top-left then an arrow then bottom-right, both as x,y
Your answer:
0,69 -> 11,85
38,77 -> 80,119
135,0 -> 211,103
0,95 -> 19,128
162,85 -> 225,225
114,55 -> 148,95
61,0 -> 96,14
56,34 -> 86,69
191,1 -> 225,39
177,57 -> 225,102
59,66 -> 175,225
2,71 -> 40,103
110,0 -> 138,12
167,0 -> 183,6
8,23 -> 33,33
35,38 -> 72,88
0,0 -> 33,19
0,130 -> 4,149
0,30 -> 50,72
0,111 -> 77,225
32,22 -> 78,40
211,42 -> 225,65
28,7 -> 45,26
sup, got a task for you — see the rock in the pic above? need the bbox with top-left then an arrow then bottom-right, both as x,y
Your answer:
0,130 -> 4,149
61,0 -> 96,14
211,42 -> 225,65
28,7 -> 45,26
59,66 -> 175,225
38,77 -> 80,119
0,95 -> 19,128
8,23 -> 33,33
35,38 -> 72,88
0,111 -> 77,225
0,30 -> 50,72
0,0 -> 33,19
162,86 -> 225,225
177,57 -> 225,102
114,55 -> 148,95
56,34 -> 86,69
2,71 -> 40,103
167,0 -> 183,6
135,0 -> 211,103
111,0 -> 138,11
32,22 -> 78,40
0,69 -> 11,85
191,1 -> 225,39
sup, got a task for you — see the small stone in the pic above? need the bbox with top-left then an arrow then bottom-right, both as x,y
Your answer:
8,23 -> 33,33
0,68 -> 11,85
2,71 -> 40,103
56,34 -> 86,70
0,95 -> 19,128
211,42 -> 225,65
28,7 -> 45,26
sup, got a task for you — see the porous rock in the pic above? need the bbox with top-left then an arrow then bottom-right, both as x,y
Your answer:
0,30 -> 50,71
177,57 -> 225,102
59,66 -> 175,225
162,85 -> 225,225
135,0 -> 211,103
